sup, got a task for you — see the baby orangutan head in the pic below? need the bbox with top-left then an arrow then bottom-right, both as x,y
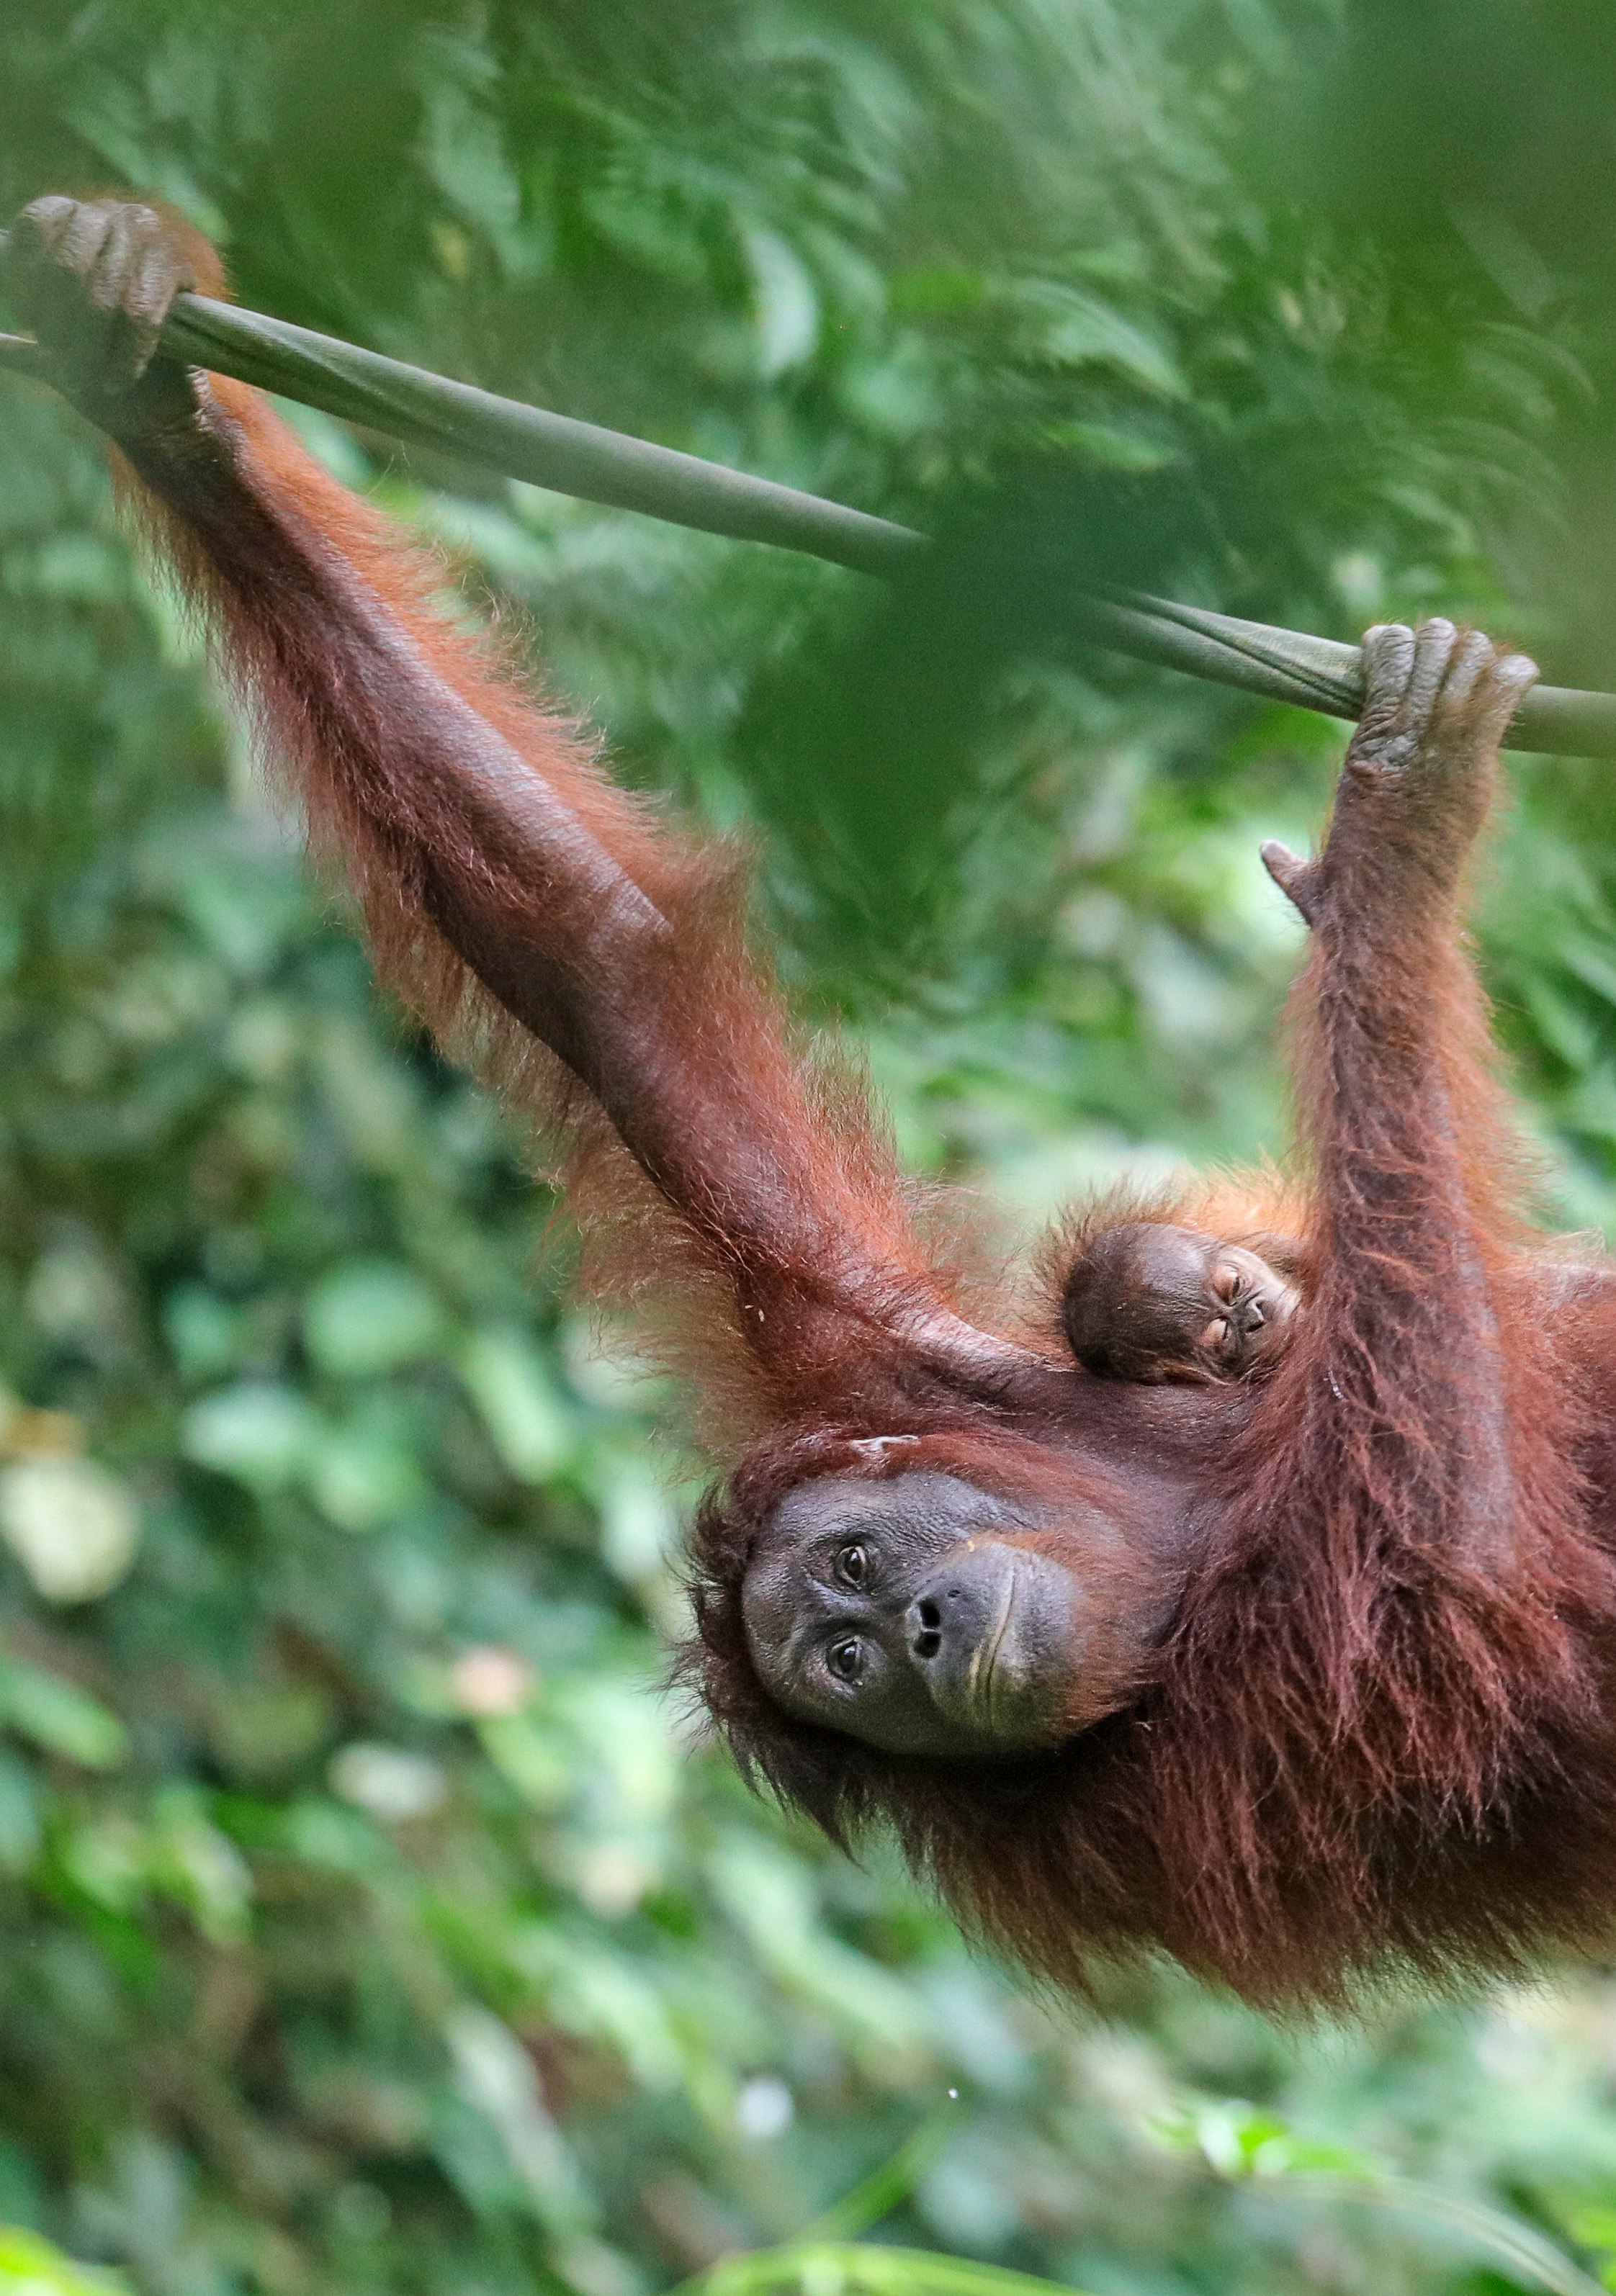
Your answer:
1060,1221 -> 1301,1385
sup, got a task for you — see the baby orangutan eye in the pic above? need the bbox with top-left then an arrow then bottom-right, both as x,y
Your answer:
835,1542 -> 868,1588
827,1637 -> 864,1682
1200,1316 -> 1231,1354
1209,1262 -> 1241,1302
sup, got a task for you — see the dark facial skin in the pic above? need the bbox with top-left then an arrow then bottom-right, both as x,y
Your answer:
1061,1224 -> 1300,1385
742,1471 -> 1091,1757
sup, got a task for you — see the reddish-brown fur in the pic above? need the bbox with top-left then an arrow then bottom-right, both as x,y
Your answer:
128,378 -> 962,1451
19,199 -> 1616,2010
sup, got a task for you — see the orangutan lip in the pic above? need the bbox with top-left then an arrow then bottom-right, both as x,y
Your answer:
966,1562 -> 1018,1723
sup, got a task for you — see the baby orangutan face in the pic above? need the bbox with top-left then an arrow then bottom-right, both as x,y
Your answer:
1061,1222 -> 1300,1385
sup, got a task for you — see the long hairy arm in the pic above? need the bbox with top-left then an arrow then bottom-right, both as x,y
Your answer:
3,195 -> 1025,1439
1260,621 -> 1545,1575
1155,621 -> 1614,1949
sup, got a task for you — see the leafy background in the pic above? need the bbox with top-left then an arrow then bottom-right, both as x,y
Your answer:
6,4 -> 1616,2295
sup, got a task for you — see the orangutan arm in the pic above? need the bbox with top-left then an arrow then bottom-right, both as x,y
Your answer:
1257,618 -> 1542,1570
1,195 -> 1025,1416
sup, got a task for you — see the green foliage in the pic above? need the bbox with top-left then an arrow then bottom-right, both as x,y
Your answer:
0,2224 -> 129,2296
6,6 -> 1616,2296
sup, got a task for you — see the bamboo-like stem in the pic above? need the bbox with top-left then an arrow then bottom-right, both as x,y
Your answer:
4,298 -> 1612,757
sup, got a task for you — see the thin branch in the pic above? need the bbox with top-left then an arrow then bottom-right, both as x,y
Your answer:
4,297 -> 1612,757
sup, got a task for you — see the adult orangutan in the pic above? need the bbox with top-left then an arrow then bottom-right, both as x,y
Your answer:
10,194 -> 1616,2011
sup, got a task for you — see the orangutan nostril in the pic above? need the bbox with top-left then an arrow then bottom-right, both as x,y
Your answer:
912,1595 -> 943,1659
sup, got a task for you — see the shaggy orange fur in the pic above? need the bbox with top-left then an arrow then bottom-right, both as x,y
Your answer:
21,196 -> 1616,2009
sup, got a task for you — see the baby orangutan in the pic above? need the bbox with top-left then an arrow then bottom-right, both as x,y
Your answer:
1061,1221 -> 1304,1384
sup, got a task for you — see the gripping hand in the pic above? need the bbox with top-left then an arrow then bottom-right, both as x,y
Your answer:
1,194 -> 220,428
1261,618 -> 1538,928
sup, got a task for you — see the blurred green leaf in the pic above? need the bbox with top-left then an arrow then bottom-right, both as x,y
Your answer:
459,1325 -> 575,1482
304,1260 -> 446,1379
0,1660 -> 127,1770
181,1382 -> 321,1487
0,2226 -> 127,2296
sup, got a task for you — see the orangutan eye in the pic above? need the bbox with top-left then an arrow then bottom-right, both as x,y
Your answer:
1200,1316 -> 1231,1354
835,1542 -> 868,1588
1210,1263 -> 1240,1302
827,1637 -> 864,1683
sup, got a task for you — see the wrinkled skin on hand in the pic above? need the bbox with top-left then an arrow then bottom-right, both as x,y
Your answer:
4,195 -> 218,423
1260,617 -> 1538,924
